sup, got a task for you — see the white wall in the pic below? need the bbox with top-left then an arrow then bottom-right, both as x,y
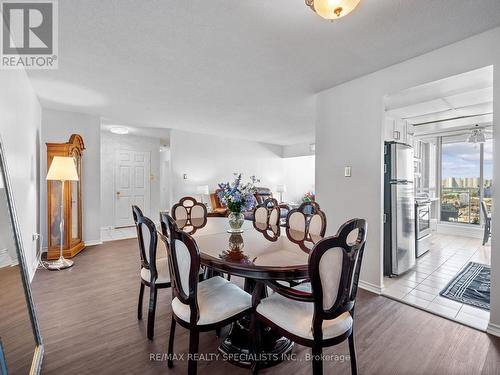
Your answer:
100,131 -> 162,227
41,109 -> 101,246
170,129 -> 285,201
283,155 -> 315,203
315,27 -> 500,333
170,130 -> 315,206
0,69 -> 41,279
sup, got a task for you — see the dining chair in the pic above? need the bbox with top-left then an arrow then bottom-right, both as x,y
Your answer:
132,205 -> 171,340
286,201 -> 327,236
253,197 -> 280,226
158,214 -> 253,375
481,201 -> 491,245
254,205 -> 268,224
253,218 -> 368,375
172,196 -> 208,224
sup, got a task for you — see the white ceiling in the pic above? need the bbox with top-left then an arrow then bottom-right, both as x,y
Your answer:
101,122 -> 171,145
385,66 -> 493,136
27,0 -> 500,145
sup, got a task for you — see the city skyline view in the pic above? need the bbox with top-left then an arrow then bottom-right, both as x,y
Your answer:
441,138 -> 493,225
442,177 -> 492,188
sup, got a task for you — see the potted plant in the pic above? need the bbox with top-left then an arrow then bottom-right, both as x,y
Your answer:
303,191 -> 315,202
218,173 -> 256,233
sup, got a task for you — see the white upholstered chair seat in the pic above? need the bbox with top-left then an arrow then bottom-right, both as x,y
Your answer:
140,257 -> 171,284
172,276 -> 252,325
256,283 -> 352,340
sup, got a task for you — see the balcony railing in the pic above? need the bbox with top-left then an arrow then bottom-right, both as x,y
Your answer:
441,187 -> 492,225
441,187 -> 476,224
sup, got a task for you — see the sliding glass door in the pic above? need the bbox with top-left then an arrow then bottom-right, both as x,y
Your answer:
440,137 -> 492,225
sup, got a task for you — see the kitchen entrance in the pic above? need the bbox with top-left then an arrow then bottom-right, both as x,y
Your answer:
382,66 -> 493,331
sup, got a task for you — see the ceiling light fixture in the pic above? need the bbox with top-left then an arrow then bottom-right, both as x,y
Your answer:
305,0 -> 361,20
110,126 -> 129,135
467,125 -> 486,144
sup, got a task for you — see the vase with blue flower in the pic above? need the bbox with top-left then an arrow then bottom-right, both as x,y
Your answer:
217,173 -> 256,233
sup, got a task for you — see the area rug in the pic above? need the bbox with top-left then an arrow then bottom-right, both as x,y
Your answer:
440,262 -> 490,310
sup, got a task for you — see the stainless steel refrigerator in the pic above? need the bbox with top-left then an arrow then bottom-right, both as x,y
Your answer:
384,142 -> 416,276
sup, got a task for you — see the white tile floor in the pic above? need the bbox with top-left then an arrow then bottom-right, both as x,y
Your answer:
101,226 -> 137,242
383,232 -> 491,331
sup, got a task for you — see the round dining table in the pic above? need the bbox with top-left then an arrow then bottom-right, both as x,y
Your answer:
173,217 -> 323,369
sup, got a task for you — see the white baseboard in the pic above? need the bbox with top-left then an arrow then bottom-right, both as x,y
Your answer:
85,239 -> 103,247
487,322 -> 500,337
358,280 -> 382,295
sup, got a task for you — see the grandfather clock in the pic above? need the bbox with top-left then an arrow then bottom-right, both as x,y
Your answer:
46,134 -> 85,260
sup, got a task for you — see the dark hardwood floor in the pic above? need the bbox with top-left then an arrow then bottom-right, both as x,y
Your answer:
31,239 -> 500,375
0,266 -> 37,374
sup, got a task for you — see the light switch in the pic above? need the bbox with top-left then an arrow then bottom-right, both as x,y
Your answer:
344,166 -> 352,177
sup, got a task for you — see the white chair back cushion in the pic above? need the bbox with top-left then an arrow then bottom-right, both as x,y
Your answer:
175,206 -> 188,220
191,205 -> 205,219
288,212 -> 306,232
269,207 -> 279,226
254,207 -> 268,224
174,239 -> 191,296
309,214 -> 324,236
319,247 -> 343,310
346,228 -> 359,245
140,223 -> 151,263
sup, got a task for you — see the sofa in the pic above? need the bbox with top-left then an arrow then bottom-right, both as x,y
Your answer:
209,189 -> 228,217
244,187 -> 290,221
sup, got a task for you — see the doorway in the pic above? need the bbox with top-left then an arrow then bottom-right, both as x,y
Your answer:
114,150 -> 151,227
382,66 -> 493,331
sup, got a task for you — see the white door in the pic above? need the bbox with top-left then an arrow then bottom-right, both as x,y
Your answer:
114,150 -> 151,227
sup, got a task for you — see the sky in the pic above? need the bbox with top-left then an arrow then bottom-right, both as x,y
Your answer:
442,139 -> 492,180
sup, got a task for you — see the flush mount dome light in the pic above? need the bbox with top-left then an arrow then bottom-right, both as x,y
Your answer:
110,126 -> 129,135
305,0 -> 361,20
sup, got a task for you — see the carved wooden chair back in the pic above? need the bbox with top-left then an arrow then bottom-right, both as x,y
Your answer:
171,196 -> 208,233
132,205 -> 159,280
308,218 -> 367,340
253,197 -> 280,226
159,213 -> 201,326
286,201 -> 327,237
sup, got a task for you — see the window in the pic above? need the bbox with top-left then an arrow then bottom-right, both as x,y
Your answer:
483,138 -> 493,214
440,137 -> 492,225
